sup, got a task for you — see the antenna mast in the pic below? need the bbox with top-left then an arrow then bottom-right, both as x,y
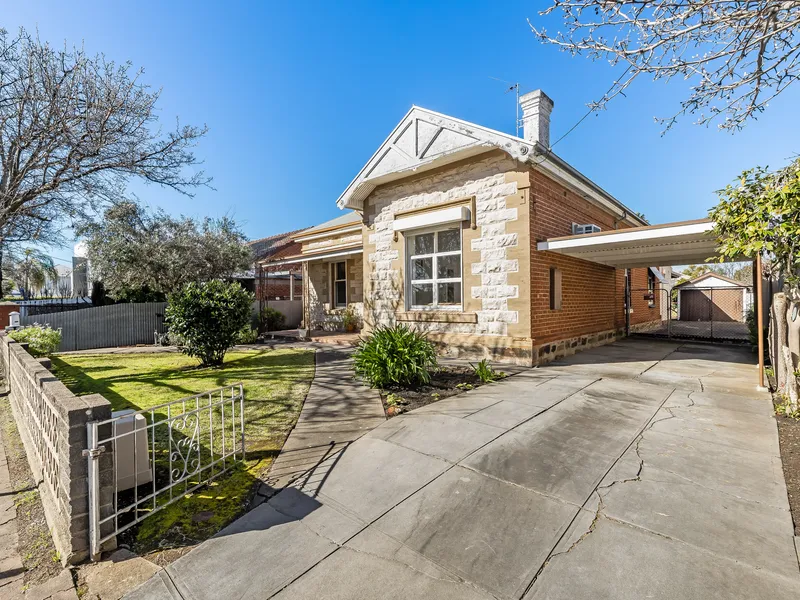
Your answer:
489,77 -> 521,137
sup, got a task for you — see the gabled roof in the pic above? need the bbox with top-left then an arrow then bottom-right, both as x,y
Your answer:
675,271 -> 749,288
297,212 -> 361,236
336,105 -> 647,228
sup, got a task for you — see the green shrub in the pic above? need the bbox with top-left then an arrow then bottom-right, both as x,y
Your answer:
236,326 -> 259,344
259,306 -> 286,332
470,359 -> 505,383
165,280 -> 253,367
353,325 -> 437,388
9,324 -> 62,357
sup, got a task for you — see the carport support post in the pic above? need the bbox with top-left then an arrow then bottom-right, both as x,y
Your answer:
756,255 -> 765,388
624,269 -> 631,336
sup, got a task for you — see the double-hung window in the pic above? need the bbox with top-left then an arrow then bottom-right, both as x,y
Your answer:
331,261 -> 347,308
407,228 -> 462,309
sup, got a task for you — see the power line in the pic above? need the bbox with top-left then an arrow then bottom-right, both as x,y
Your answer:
550,65 -> 633,150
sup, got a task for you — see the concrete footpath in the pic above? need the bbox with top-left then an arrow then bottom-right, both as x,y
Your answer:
258,347 -> 385,495
126,340 -> 800,600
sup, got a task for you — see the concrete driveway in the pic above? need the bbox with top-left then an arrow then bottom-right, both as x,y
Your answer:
129,339 -> 800,600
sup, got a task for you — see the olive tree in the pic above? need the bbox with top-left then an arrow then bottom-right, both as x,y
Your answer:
78,202 -> 252,300
532,1 -> 800,131
710,158 -> 800,411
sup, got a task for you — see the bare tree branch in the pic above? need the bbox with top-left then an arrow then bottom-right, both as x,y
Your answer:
531,1 -> 800,132
0,27 -> 210,247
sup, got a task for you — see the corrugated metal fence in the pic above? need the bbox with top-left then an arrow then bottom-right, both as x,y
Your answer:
21,302 -> 167,352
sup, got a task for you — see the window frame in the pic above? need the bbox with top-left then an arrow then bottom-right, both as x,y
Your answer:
549,266 -> 563,311
331,260 -> 347,308
405,226 -> 463,311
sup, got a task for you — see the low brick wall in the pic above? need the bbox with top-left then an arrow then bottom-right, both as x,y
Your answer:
534,328 -> 624,365
0,333 -> 113,564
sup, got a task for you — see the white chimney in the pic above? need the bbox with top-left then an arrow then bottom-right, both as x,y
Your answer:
519,90 -> 554,148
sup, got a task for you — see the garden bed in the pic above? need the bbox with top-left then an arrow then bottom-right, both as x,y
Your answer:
379,365 -> 500,416
773,402 -> 800,536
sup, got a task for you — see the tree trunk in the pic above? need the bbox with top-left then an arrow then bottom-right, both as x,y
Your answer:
773,289 -> 800,413
773,293 -> 788,391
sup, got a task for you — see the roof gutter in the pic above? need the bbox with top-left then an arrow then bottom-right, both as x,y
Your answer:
530,147 -> 647,228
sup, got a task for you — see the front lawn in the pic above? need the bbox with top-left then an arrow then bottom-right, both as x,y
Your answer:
52,348 -> 314,557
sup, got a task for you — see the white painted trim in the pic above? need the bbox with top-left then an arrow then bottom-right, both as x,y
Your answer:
405,227 -> 463,311
294,224 -> 362,243
393,206 -> 470,233
267,247 -> 363,266
537,221 -> 714,252
335,105 -> 647,229
649,267 -> 667,284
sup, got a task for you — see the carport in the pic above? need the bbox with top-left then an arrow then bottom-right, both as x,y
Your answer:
537,218 -> 766,386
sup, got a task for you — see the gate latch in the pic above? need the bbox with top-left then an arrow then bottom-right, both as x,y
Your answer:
82,446 -> 107,458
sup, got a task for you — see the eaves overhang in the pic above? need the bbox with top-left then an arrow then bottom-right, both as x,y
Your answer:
336,106 -> 647,229
536,219 -> 734,268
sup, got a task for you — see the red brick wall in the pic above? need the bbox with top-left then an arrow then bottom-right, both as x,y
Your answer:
528,169 -> 656,344
0,303 -> 19,328
625,268 -> 662,326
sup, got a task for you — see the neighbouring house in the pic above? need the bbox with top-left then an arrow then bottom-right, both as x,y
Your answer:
237,229 -> 308,328
260,89 -> 668,364
259,212 -> 364,331
675,272 -> 753,323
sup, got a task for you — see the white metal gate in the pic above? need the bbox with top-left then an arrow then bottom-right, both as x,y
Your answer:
84,384 -> 245,558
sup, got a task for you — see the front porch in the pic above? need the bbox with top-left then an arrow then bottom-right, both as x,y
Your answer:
266,329 -> 361,346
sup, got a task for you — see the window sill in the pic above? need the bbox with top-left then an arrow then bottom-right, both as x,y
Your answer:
397,311 -> 477,324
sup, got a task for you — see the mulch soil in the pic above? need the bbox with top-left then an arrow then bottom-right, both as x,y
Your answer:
0,394 -> 63,587
379,366 -> 491,416
773,401 -> 800,536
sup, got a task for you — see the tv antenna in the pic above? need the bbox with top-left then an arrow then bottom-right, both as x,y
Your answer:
489,77 -> 521,137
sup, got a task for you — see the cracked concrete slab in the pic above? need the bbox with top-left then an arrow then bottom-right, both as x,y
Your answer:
126,339 -> 798,600
524,518 -> 800,600
462,383 -> 667,505
365,413 -> 505,463
599,467 -> 798,577
463,427 -> 617,505
664,388 -> 773,416
271,547 -> 496,600
648,403 -> 781,456
635,429 -> 789,509
372,466 -> 579,599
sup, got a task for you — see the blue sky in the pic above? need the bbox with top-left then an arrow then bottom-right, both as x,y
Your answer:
5,1 -> 800,264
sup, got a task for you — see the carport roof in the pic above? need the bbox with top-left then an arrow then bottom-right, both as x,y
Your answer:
536,219 -> 731,268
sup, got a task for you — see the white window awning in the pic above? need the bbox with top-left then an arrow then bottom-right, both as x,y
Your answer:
536,219 -> 737,268
393,206 -> 470,233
